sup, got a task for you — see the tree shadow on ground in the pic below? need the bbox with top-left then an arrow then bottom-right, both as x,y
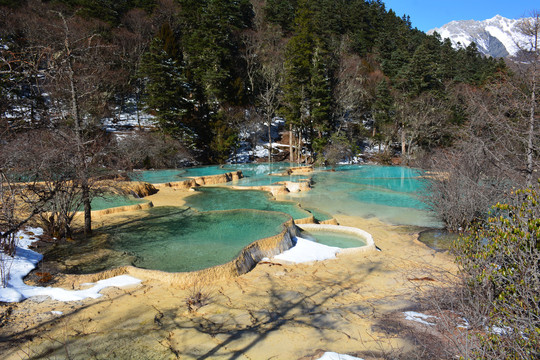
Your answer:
0,290 -> 142,359
0,256 -> 420,359
165,261 -> 383,359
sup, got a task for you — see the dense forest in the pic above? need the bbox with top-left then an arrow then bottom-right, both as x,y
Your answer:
1,1 -> 539,358
1,0 -> 508,163
1,0 -> 538,229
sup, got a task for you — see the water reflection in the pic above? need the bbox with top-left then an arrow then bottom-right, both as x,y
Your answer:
417,229 -> 459,251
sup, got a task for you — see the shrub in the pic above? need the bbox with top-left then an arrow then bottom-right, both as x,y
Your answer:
454,186 -> 540,359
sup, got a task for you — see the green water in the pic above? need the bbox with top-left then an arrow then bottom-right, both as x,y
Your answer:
284,165 -> 440,227
129,165 -> 231,184
129,163 -> 311,187
301,230 -> 367,248
57,163 -> 440,273
229,174 -> 309,187
88,195 -> 147,210
184,187 -> 312,220
63,207 -> 291,273
304,207 -> 333,222
223,162 -> 311,187
418,229 -> 459,251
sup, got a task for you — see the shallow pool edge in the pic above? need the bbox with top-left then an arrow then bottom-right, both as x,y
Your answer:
72,217 -> 299,289
296,223 -> 376,255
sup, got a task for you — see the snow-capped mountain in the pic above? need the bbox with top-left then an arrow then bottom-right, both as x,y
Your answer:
428,15 -> 532,58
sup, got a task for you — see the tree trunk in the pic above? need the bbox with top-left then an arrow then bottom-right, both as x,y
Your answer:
63,13 -> 92,235
527,81 -> 536,187
289,123 -> 293,163
401,127 -> 406,164
401,127 -> 406,154
82,182 -> 92,236
297,131 -> 302,164
527,29 -> 538,187
268,116 -> 272,164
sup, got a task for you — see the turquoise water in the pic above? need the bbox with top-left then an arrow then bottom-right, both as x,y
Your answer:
181,166 -> 232,177
86,207 -> 291,273
418,229 -> 459,251
129,166 -> 231,183
223,162 -> 307,176
77,194 -> 146,211
223,162 -> 311,187
230,174 -> 309,187
133,164 -> 437,227
129,162 -> 312,187
60,163 -> 439,273
301,230 -> 367,248
284,165 -> 440,227
129,169 -> 188,183
184,187 -> 312,220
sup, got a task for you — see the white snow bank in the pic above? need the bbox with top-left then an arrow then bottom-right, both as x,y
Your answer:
273,237 -> 341,263
273,225 -> 375,264
338,155 -> 363,164
317,352 -> 364,360
0,228 -> 141,303
490,325 -> 512,335
298,224 -> 375,250
403,311 -> 437,326
253,145 -> 269,158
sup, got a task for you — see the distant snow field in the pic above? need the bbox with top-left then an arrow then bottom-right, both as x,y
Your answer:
428,15 -> 532,58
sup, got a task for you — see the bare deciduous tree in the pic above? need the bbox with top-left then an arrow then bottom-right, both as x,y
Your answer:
22,8 -> 125,236
421,69 -> 539,231
396,91 -> 453,164
241,19 -> 285,164
334,43 -> 370,134
516,11 -> 540,186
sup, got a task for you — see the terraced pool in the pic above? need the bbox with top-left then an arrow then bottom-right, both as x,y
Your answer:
56,163 -> 438,273
52,208 -> 292,273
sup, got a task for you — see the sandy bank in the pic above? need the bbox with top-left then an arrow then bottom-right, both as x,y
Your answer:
0,185 -> 457,359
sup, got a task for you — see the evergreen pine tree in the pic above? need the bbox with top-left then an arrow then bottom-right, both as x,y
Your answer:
178,0 -> 252,107
139,23 -> 194,144
310,43 -> 334,154
372,80 -> 395,142
281,0 -> 314,129
403,36 -> 441,95
264,0 -> 297,33
436,37 -> 458,81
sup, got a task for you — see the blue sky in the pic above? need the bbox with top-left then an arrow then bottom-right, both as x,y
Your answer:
383,0 -> 538,32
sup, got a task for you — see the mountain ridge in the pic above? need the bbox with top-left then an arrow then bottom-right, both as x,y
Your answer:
428,15 -> 531,58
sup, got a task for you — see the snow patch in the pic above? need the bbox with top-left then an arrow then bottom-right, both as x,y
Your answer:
429,15 -> 532,57
457,316 -> 470,329
316,352 -> 364,360
227,117 -> 285,163
491,325 -> 512,335
273,237 -> 340,263
0,228 -> 141,303
338,155 -> 363,165
403,311 -> 437,326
